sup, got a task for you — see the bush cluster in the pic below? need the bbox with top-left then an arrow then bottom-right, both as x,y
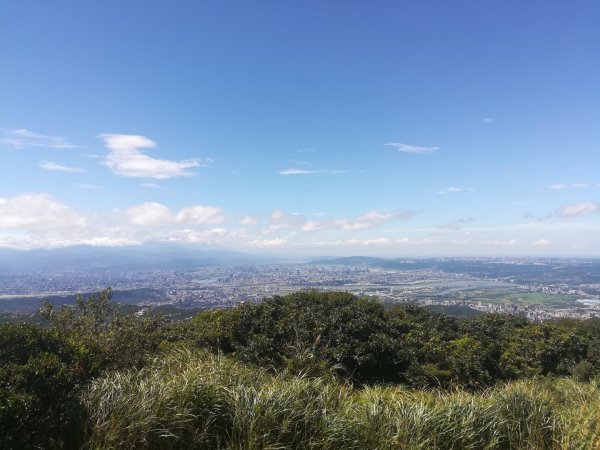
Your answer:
3,288 -> 600,448
191,291 -> 600,387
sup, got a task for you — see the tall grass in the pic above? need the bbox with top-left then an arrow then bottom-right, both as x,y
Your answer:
83,347 -> 600,449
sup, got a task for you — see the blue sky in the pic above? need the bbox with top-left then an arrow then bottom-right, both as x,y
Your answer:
1,1 -> 599,256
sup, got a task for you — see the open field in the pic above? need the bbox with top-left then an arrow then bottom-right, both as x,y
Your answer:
438,287 -> 582,308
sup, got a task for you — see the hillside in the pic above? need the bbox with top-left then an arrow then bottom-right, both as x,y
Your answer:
3,289 -> 600,449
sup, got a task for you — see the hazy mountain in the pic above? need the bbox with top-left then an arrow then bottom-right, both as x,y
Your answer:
307,256 -> 391,265
0,244 -> 273,273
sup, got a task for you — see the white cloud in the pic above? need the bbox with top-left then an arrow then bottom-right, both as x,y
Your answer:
240,215 -> 259,226
141,183 -> 161,189
559,202 -> 600,218
175,206 -> 226,225
485,238 -> 518,246
278,168 -> 347,175
0,233 -> 142,250
482,118 -> 495,125
301,220 -> 327,232
384,142 -> 439,154
264,209 -> 299,233
516,221 -> 599,231
547,183 -> 589,190
303,237 -> 433,248
0,128 -> 77,149
0,194 -> 86,229
126,202 -> 174,226
532,239 -> 550,246
101,134 -> 204,179
436,187 -> 466,194
126,202 -> 226,226
248,238 -> 288,248
332,210 -> 414,230
328,238 -> 394,246
163,228 -> 231,244
264,209 -> 414,234
39,161 -> 85,173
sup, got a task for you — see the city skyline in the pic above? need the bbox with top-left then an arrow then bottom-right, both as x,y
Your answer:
1,1 -> 599,256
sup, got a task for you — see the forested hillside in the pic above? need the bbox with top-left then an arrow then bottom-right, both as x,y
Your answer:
2,289 -> 600,449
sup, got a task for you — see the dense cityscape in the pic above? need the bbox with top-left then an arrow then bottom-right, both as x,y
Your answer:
2,257 -> 600,322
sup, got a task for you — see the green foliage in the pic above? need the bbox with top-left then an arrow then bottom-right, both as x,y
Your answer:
84,347 -> 241,449
6,288 -> 600,448
191,308 -> 242,353
192,291 -> 410,382
0,288 -> 179,449
83,348 -> 600,449
40,287 -> 113,336
0,324 -> 85,449
188,291 -> 600,389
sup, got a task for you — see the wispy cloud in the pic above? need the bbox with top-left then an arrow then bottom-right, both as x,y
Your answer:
288,158 -> 310,165
436,186 -> 469,194
101,134 -> 207,179
300,237 -> 434,248
523,211 -> 554,221
437,218 -> 473,231
559,202 -> 600,218
264,209 -> 414,234
516,221 -> 599,231
485,238 -> 518,246
482,118 -> 495,125
294,147 -> 316,153
278,168 -> 348,175
547,183 -> 589,190
175,206 -> 226,226
263,209 -> 299,233
141,183 -> 161,189
163,228 -> 231,245
0,128 -> 78,149
532,239 -> 550,247
384,142 -> 439,154
248,238 -> 288,248
39,161 -> 85,173
331,210 -> 414,230
240,215 -> 259,226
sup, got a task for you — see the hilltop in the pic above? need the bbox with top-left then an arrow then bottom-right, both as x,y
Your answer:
3,289 -> 600,448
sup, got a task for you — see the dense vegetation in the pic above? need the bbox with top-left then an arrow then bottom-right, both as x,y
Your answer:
2,289 -> 600,448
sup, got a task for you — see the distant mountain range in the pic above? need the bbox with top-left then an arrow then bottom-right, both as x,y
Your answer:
2,248 -> 600,285
308,256 -> 600,284
0,244 -> 274,273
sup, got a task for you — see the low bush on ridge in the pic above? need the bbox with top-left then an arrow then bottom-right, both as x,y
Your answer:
83,347 -> 600,449
3,288 -> 600,448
